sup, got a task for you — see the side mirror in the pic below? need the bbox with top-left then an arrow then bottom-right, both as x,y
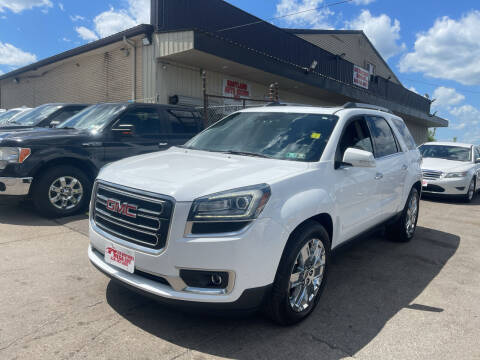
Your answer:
49,120 -> 61,128
475,158 -> 480,164
342,148 -> 376,168
112,123 -> 135,136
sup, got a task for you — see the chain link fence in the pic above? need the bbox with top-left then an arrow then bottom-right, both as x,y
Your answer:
197,95 -> 271,127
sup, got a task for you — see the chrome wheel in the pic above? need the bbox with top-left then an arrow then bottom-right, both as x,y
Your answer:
288,238 -> 326,313
405,191 -> 419,237
48,176 -> 83,210
467,179 -> 475,201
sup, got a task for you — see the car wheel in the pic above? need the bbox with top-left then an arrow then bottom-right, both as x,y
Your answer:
464,178 -> 476,203
32,165 -> 92,218
387,187 -> 420,242
266,220 -> 330,325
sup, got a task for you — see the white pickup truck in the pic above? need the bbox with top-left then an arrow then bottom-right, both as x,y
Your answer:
88,103 -> 422,325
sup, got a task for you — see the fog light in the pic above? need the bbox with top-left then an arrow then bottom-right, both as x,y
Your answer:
180,269 -> 229,289
211,274 -> 223,286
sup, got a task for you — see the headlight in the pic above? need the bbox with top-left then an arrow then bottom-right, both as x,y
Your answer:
0,147 -> 31,169
188,184 -> 271,222
444,172 -> 468,178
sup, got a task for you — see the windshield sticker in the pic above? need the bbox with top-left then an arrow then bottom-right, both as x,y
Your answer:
311,132 -> 322,139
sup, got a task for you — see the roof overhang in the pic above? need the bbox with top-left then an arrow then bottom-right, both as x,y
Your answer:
0,24 -> 154,81
155,30 -> 448,128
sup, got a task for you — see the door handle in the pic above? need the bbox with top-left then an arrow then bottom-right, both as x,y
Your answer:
158,142 -> 169,147
375,173 -> 384,180
401,164 -> 408,171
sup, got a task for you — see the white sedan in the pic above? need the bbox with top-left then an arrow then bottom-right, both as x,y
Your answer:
419,142 -> 480,202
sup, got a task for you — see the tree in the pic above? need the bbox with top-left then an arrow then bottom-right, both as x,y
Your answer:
453,137 -> 457,142
427,128 -> 436,142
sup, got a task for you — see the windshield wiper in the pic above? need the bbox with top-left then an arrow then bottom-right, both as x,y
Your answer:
223,150 -> 273,159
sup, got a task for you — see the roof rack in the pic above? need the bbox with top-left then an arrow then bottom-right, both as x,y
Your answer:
342,102 -> 392,114
264,102 -> 313,107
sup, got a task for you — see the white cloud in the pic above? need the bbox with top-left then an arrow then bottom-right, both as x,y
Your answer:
408,86 -> 418,94
352,0 -> 375,4
346,10 -> 405,60
399,11 -> 480,86
0,42 -> 37,67
75,26 -> 99,42
450,105 -> 480,126
275,0 -> 334,29
93,8 -> 137,38
75,0 -> 149,42
70,14 -> 85,22
61,37 -> 71,42
432,87 -> 465,108
0,0 -> 52,13
58,2 -> 64,11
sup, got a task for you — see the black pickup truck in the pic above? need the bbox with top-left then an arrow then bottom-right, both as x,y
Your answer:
0,103 -> 89,131
0,102 -> 203,217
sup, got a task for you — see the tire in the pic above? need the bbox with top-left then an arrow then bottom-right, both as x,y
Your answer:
386,187 -> 420,242
463,178 -> 476,203
31,165 -> 92,218
265,220 -> 330,325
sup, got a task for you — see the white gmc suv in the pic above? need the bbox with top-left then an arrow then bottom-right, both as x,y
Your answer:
88,103 -> 422,325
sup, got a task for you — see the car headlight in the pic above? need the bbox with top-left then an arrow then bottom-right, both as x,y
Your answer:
188,184 -> 271,222
0,147 -> 31,169
444,172 -> 468,178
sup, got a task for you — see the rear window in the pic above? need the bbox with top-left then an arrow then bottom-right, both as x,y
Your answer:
391,118 -> 417,150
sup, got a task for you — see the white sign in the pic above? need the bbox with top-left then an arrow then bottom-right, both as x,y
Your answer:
223,79 -> 251,99
105,242 -> 135,273
353,65 -> 370,89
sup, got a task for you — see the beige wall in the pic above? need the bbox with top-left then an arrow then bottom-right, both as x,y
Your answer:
0,38 -> 143,109
295,33 -> 401,85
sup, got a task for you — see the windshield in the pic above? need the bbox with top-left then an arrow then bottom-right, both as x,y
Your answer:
58,103 -> 127,131
419,145 -> 472,162
184,111 -> 338,162
10,104 -> 62,126
0,109 -> 24,125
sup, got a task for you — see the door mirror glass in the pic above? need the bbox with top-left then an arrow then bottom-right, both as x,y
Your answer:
343,147 -> 376,168
112,123 -> 135,136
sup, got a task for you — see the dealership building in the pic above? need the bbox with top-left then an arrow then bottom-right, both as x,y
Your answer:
0,0 -> 447,143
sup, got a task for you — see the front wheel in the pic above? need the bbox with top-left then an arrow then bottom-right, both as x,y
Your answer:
386,187 -> 420,242
265,221 -> 330,325
31,165 -> 92,218
464,178 -> 476,203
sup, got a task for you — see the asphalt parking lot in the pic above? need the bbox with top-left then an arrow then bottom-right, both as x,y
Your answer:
0,197 -> 479,360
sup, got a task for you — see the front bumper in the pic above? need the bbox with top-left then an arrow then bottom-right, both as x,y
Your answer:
88,201 -> 286,308
0,177 -> 33,196
422,177 -> 471,195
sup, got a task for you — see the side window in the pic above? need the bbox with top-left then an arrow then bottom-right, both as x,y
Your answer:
391,117 -> 417,150
114,108 -> 162,135
165,110 -> 201,134
336,117 -> 374,163
367,116 -> 399,158
49,108 -> 81,124
475,147 -> 480,160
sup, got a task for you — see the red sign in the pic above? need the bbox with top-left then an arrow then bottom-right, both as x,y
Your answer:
353,65 -> 370,89
223,79 -> 251,99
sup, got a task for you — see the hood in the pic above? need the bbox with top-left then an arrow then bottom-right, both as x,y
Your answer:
98,147 -> 310,202
421,157 -> 472,172
0,128 -> 91,146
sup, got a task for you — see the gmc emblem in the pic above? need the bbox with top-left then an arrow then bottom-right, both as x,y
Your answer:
106,199 -> 138,218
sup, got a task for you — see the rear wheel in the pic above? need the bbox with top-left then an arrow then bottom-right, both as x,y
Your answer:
32,165 -> 92,218
386,187 -> 420,242
266,221 -> 330,325
464,178 -> 476,203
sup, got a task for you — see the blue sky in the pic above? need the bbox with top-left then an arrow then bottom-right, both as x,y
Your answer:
1,0 -> 479,144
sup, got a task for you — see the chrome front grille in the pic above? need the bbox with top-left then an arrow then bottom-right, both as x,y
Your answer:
92,182 -> 173,250
422,170 -> 443,180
